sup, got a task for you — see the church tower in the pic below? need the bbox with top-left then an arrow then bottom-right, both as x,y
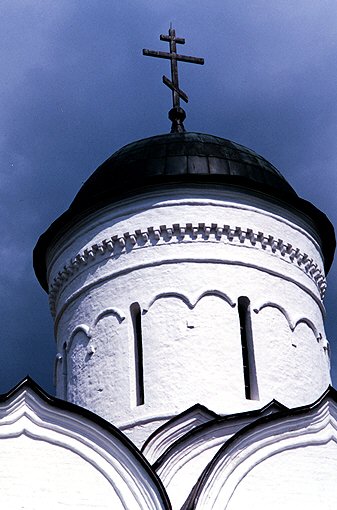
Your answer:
33,28 -> 335,447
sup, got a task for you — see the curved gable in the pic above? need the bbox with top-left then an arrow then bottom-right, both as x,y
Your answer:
152,400 -> 286,510
142,403 -> 218,464
185,387 -> 337,510
0,378 -> 171,510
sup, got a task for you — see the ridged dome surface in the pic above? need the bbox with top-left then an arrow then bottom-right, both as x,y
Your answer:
71,132 -> 296,209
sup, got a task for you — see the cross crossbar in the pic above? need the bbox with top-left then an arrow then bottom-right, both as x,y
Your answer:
143,49 -> 204,65
162,75 -> 188,103
160,34 -> 185,44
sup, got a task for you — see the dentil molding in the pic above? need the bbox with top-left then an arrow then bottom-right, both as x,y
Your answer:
48,222 -> 327,316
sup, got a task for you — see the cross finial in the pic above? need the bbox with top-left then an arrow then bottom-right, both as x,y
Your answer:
143,26 -> 204,133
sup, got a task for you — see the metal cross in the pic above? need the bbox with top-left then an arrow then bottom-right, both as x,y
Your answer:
143,26 -> 204,132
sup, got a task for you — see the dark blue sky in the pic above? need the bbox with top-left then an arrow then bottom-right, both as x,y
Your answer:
0,1 -> 336,395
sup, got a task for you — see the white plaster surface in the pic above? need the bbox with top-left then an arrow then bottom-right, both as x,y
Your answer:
142,404 -> 217,465
47,187 -> 331,445
227,441 -> 337,510
154,403 -> 284,510
0,435 -> 117,510
0,386 -> 169,509
192,395 -> 337,510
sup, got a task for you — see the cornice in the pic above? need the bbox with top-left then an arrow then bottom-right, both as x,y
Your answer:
48,222 -> 327,316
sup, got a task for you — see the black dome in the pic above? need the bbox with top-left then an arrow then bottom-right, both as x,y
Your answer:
34,132 -> 335,290
72,132 -> 296,209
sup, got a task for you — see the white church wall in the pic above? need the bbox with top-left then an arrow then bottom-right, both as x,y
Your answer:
189,391 -> 337,510
48,188 -> 329,446
141,276 -> 244,411
253,305 -> 330,406
0,382 -> 170,510
65,314 -> 131,412
226,441 -> 337,510
142,404 -> 218,465
153,402 -> 286,510
0,435 -> 119,510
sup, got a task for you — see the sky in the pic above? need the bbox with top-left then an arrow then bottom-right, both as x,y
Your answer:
0,0 -> 337,395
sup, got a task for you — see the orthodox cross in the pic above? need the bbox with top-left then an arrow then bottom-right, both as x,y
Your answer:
143,26 -> 204,132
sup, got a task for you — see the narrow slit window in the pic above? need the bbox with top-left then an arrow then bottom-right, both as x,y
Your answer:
62,341 -> 68,400
238,297 -> 259,400
131,302 -> 144,406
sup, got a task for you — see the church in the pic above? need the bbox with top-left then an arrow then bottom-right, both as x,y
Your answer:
1,28 -> 337,509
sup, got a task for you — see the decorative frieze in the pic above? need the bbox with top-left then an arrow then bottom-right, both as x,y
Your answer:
48,222 -> 327,315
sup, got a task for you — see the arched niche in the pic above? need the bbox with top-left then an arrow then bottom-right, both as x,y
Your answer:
89,309 -> 130,413
65,310 -> 129,415
141,291 -> 243,410
252,303 -> 327,406
66,327 -> 92,406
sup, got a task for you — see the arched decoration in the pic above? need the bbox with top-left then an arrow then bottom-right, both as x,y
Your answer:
0,378 -> 171,510
62,308 -> 129,407
143,290 -> 236,313
253,302 -> 292,328
293,318 -> 319,340
254,302 -> 321,341
183,387 -> 337,510
47,221 -> 327,318
198,290 -> 236,308
65,309 -> 126,355
66,324 -> 91,353
141,290 -> 243,414
53,352 -> 62,387
65,325 -> 93,403
94,307 -> 126,326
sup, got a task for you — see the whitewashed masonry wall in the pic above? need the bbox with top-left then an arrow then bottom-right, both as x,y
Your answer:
47,186 -> 330,446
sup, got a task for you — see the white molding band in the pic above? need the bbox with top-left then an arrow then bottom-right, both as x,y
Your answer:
48,222 -> 326,316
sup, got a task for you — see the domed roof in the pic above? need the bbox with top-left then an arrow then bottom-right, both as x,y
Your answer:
34,132 -> 335,290
71,132 -> 296,210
